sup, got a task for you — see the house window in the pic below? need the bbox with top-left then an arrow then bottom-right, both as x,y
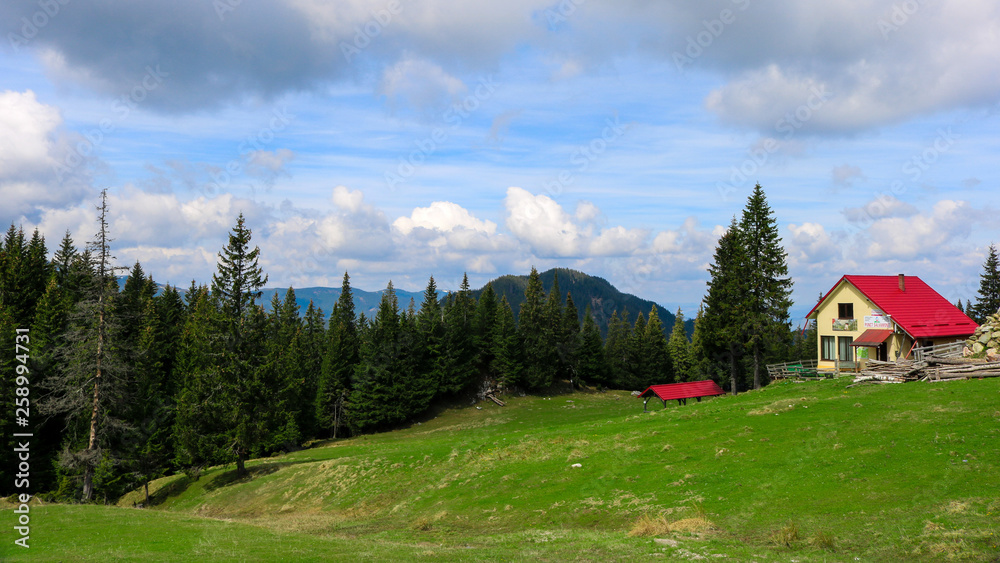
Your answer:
838,336 -> 854,361
821,336 -> 836,361
838,303 -> 854,319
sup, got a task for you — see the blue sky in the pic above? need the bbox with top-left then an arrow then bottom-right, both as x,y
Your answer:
2,0 -> 998,323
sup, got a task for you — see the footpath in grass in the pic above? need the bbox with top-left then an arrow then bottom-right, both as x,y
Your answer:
4,377 -> 1000,561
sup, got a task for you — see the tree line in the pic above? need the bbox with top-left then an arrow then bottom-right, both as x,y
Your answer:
1,185 -> 807,504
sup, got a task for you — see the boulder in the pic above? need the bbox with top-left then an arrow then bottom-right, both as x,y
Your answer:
987,348 -> 1000,362
973,342 -> 985,354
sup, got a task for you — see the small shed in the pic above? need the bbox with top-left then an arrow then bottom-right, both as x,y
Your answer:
637,380 -> 726,411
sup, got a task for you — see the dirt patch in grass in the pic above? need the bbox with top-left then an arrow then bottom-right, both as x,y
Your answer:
747,397 -> 816,416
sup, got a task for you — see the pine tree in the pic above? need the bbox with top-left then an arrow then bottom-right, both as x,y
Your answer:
604,310 -> 631,389
440,274 -> 476,394
703,217 -> 747,394
491,296 -> 523,391
970,244 -> 1000,323
520,267 -> 554,390
40,190 -> 130,501
740,184 -> 793,389
315,273 -> 358,438
643,307 -> 672,386
209,213 -> 271,476
687,303 -> 708,382
473,283 -> 499,383
558,293 -> 580,386
577,305 -> 608,388
667,307 -> 691,384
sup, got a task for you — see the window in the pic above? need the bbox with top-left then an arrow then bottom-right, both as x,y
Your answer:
821,336 -> 836,361
838,336 -> 854,361
838,303 -> 854,319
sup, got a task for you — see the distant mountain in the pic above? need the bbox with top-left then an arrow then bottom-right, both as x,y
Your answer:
164,268 -> 693,337
472,268 -> 693,338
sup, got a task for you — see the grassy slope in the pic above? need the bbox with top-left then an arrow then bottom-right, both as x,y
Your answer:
5,378 -> 1000,561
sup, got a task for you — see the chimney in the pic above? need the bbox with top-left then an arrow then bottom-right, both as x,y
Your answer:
898,274 -> 905,292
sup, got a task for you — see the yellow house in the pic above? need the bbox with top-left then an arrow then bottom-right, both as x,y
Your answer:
806,274 -> 977,370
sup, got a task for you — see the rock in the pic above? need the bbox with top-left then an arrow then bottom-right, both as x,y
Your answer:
571,463 -> 582,468
988,348 -> 999,362
973,342 -> 985,354
980,332 -> 993,344
963,346 -> 973,357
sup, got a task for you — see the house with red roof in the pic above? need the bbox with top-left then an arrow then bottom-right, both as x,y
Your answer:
806,274 -> 977,370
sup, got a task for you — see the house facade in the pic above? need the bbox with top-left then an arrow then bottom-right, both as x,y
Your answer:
806,274 -> 977,370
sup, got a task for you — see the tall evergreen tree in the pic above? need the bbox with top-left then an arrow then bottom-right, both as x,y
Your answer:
667,307 -> 691,384
491,296 -> 523,391
970,243 -> 1000,323
687,303 -> 709,382
577,305 -> 608,387
739,184 -> 793,389
40,190 -> 130,501
315,273 -> 358,438
604,310 -> 631,389
519,267 -> 554,390
473,283 -> 499,383
558,292 -> 580,386
209,213 -> 270,476
440,274 -> 476,394
703,217 -> 747,394
643,307 -> 672,386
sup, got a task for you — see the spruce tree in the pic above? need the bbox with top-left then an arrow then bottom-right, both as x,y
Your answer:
643,307 -> 672,386
604,310 -> 631,389
209,213 -> 270,476
558,293 -> 580,386
440,274 -> 476,394
519,267 -> 553,390
703,217 -> 747,394
970,244 -> 1000,323
739,184 -> 793,389
473,283 -> 499,383
491,296 -> 523,391
687,304 -> 708,382
577,305 -> 608,388
667,307 -> 692,384
40,190 -> 130,501
315,273 -> 358,438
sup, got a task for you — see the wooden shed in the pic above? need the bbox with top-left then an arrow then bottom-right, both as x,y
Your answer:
637,380 -> 726,411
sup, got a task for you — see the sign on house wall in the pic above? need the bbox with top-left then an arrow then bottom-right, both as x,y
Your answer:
864,312 -> 892,329
832,318 -> 857,331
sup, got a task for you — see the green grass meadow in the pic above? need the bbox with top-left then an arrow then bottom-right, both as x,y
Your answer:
4,377 -> 1000,561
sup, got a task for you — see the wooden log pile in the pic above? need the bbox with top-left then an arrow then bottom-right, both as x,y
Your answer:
853,356 -> 1000,385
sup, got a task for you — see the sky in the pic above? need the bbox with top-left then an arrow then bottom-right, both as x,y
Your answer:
1,0 -> 998,323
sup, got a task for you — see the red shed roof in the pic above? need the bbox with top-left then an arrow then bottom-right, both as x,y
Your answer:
806,275 -> 977,339
638,380 -> 726,401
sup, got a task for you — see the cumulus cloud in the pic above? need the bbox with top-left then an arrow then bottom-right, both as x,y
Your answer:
863,200 -> 988,260
842,195 -> 919,225
0,90 -> 94,222
787,222 -> 843,265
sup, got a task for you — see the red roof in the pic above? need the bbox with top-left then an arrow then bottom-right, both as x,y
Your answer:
806,275 -> 977,339
850,329 -> 894,347
638,380 -> 726,401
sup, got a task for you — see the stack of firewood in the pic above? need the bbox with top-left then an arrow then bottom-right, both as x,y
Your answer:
853,356 -> 1000,385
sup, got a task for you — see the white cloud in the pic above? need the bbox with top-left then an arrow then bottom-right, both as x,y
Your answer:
393,201 -> 497,235
831,164 -> 864,187
0,90 -> 94,221
379,56 -> 467,114
864,199 -> 985,260
787,222 -> 843,265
